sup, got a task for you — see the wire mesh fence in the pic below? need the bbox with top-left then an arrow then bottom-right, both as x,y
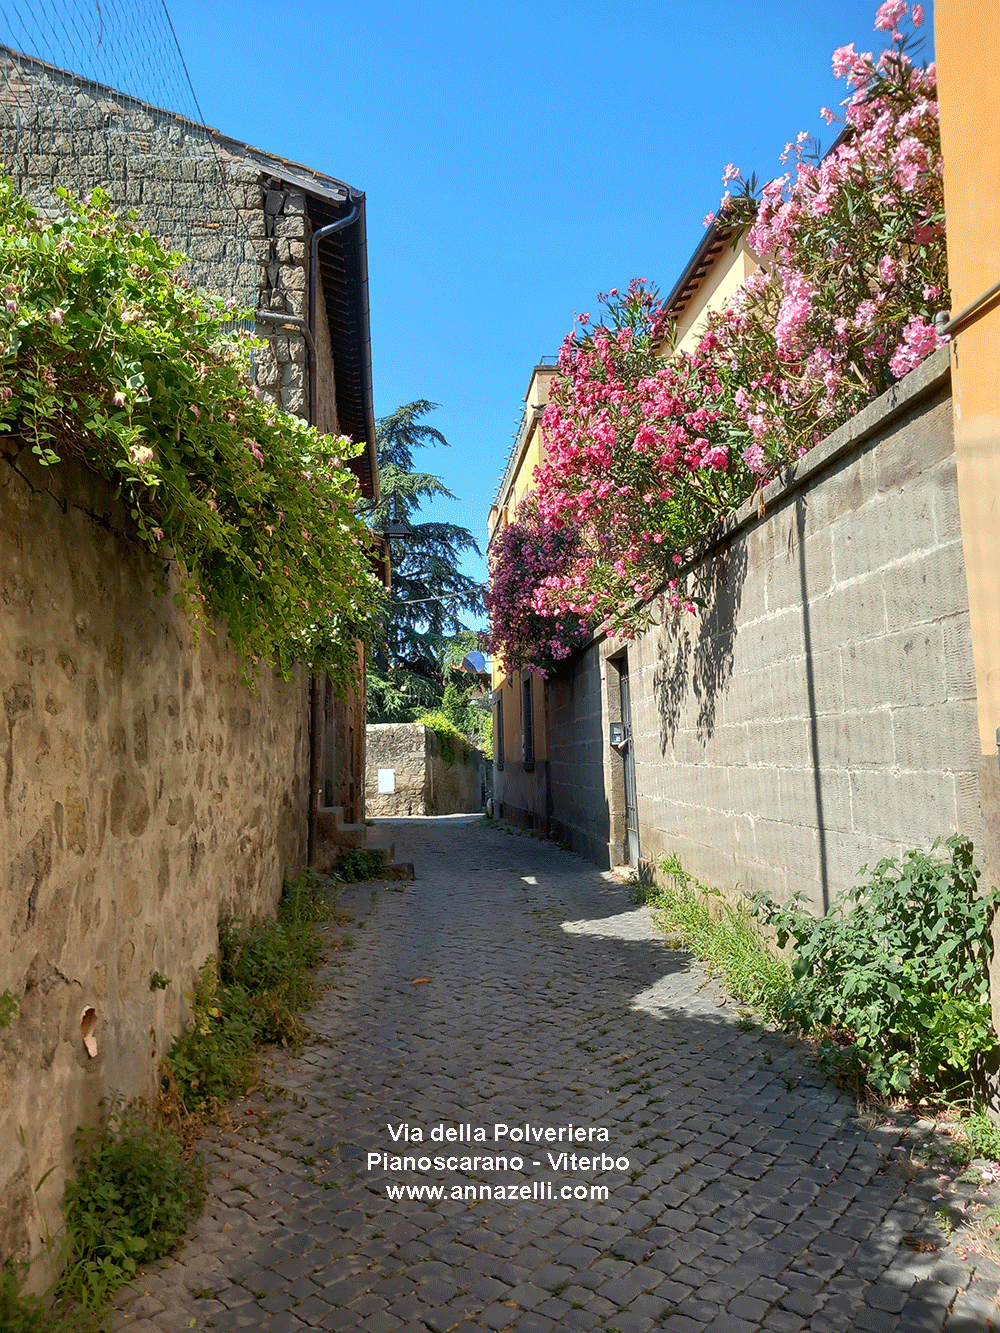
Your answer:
0,0 -> 258,309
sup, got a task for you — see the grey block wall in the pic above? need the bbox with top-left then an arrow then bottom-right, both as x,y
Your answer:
624,349 -> 987,911
536,349 -> 990,913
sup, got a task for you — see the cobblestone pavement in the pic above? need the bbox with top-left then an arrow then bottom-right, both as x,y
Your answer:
116,815 -> 1000,1333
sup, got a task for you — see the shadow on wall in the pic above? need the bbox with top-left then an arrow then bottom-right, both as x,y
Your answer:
654,534 -> 749,753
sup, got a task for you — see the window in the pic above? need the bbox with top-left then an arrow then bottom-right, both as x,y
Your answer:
495,691 -> 504,770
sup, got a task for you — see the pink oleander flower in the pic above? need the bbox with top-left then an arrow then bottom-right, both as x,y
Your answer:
742,444 -> 767,475
112,391 -> 127,407
48,308 -> 65,325
890,315 -> 944,377
128,444 -> 154,466
874,0 -> 907,30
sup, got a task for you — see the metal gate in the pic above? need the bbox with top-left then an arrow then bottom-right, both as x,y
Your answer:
620,663 -> 640,866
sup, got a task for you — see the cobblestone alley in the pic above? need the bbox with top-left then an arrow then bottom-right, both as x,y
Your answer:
116,815 -> 1000,1333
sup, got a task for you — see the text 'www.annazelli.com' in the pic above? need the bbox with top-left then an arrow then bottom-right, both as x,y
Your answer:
384,1181 -> 610,1203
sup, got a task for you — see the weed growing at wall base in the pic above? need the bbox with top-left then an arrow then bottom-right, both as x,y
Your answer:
162,868 -> 337,1116
58,1099 -> 205,1307
752,835 -> 1000,1097
0,1263 -> 102,1333
633,857 -> 792,1021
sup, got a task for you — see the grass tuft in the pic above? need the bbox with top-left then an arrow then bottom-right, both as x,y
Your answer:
632,855 -> 791,1021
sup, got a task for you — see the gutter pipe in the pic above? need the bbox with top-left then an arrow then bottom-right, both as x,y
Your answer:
307,196 -> 380,504
935,277 -> 1000,339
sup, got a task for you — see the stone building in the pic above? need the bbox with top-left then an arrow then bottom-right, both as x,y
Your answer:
0,50 -> 382,1269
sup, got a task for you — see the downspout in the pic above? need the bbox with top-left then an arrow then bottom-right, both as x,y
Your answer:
307,193 -> 379,502
307,673 -> 323,867
306,199 -> 358,867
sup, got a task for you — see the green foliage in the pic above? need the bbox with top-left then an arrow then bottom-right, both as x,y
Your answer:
370,401 -> 483,676
0,988 -> 18,1028
368,655 -> 492,756
149,972 -> 171,991
416,709 -> 472,767
0,180 -> 382,684
332,848 -> 388,882
59,1099 -> 205,1306
0,1263 -> 101,1333
163,870 -> 336,1112
367,666 -> 442,722
635,856 -> 791,1020
952,1107 -> 1000,1165
751,835 -> 1000,1095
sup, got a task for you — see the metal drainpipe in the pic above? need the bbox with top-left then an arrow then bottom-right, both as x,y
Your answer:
308,199 -> 360,427
306,195 -> 363,866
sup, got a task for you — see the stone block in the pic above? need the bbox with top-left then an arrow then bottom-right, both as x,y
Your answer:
883,540 -> 968,635
941,613 -> 977,700
278,264 -> 306,293
274,216 -> 307,239
831,482 -> 934,586
890,700 -> 981,773
841,624 -> 946,712
874,390 -> 953,492
814,710 -> 894,771
849,768 -> 958,845
778,767 -> 853,836
809,576 -> 887,656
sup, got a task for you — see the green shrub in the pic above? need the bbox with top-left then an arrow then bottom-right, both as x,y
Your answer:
637,856 -> 791,1021
0,1263 -> 101,1333
332,847 -> 387,882
59,1100 -> 205,1306
415,710 -> 470,766
163,869 -> 335,1112
751,835 -> 1000,1096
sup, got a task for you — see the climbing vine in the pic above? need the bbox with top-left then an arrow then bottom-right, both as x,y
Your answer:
0,181 -> 382,685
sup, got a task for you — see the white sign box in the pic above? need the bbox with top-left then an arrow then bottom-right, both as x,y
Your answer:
377,768 -> 396,794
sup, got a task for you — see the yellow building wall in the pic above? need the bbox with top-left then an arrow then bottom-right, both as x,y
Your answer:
673,240 -> 757,357
936,2 -> 1000,763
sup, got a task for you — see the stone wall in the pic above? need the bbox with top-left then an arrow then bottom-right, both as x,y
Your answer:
535,350 -> 992,911
0,441 -> 310,1268
0,49 -> 339,432
367,724 -> 484,817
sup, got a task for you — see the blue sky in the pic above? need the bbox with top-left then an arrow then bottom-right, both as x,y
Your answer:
161,0 -> 933,624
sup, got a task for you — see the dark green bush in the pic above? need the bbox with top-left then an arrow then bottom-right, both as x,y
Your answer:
163,869 -> 335,1112
752,835 -> 1000,1095
60,1100 -> 205,1305
332,847 -> 388,882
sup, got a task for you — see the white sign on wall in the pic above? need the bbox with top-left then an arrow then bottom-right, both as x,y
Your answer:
377,768 -> 396,794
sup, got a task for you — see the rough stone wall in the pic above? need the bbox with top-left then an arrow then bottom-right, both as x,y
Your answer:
0,50 -> 331,431
367,724 -> 483,817
0,48 -> 259,303
252,185 -> 313,419
0,441 -> 310,1268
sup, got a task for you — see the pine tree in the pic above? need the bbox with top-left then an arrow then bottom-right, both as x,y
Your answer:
368,401 -> 485,713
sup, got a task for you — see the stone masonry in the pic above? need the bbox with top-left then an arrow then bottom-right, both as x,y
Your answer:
367,724 -> 485,817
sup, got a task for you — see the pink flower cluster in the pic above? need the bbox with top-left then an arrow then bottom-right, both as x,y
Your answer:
486,0 -> 949,661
